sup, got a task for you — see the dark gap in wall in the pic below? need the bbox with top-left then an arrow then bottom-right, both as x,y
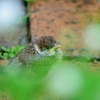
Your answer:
23,1 -> 31,42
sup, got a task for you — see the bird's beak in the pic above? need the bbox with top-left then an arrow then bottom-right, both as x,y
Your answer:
49,45 -> 61,53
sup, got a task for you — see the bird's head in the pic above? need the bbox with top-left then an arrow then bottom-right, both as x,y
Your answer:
34,36 -> 63,57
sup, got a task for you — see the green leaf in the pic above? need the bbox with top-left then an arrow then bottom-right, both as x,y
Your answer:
0,46 -> 7,51
0,45 -> 25,58
11,47 -> 16,53
14,45 -> 19,54
14,45 -> 24,55
3,53 -> 8,57
0,55 -> 7,59
9,53 -> 15,58
19,46 -> 25,50
6,48 -> 10,52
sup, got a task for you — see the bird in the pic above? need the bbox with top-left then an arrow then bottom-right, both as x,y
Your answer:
13,36 -> 63,67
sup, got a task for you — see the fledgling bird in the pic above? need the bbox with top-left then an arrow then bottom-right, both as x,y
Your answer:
15,36 -> 63,66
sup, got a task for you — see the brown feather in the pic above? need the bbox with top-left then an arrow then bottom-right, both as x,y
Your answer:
35,36 -> 56,51
15,36 -> 57,64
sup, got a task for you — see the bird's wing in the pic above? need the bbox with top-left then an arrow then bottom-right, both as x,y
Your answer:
15,43 -> 36,64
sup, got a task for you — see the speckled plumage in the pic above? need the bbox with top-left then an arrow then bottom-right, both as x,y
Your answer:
15,36 -> 62,65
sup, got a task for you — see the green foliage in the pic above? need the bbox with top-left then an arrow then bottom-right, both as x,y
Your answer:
24,0 -> 35,2
0,45 -> 25,59
20,12 -> 31,24
1,60 -> 100,100
20,0 -> 36,24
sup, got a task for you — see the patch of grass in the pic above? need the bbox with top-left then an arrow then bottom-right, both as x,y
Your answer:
0,45 -> 25,59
